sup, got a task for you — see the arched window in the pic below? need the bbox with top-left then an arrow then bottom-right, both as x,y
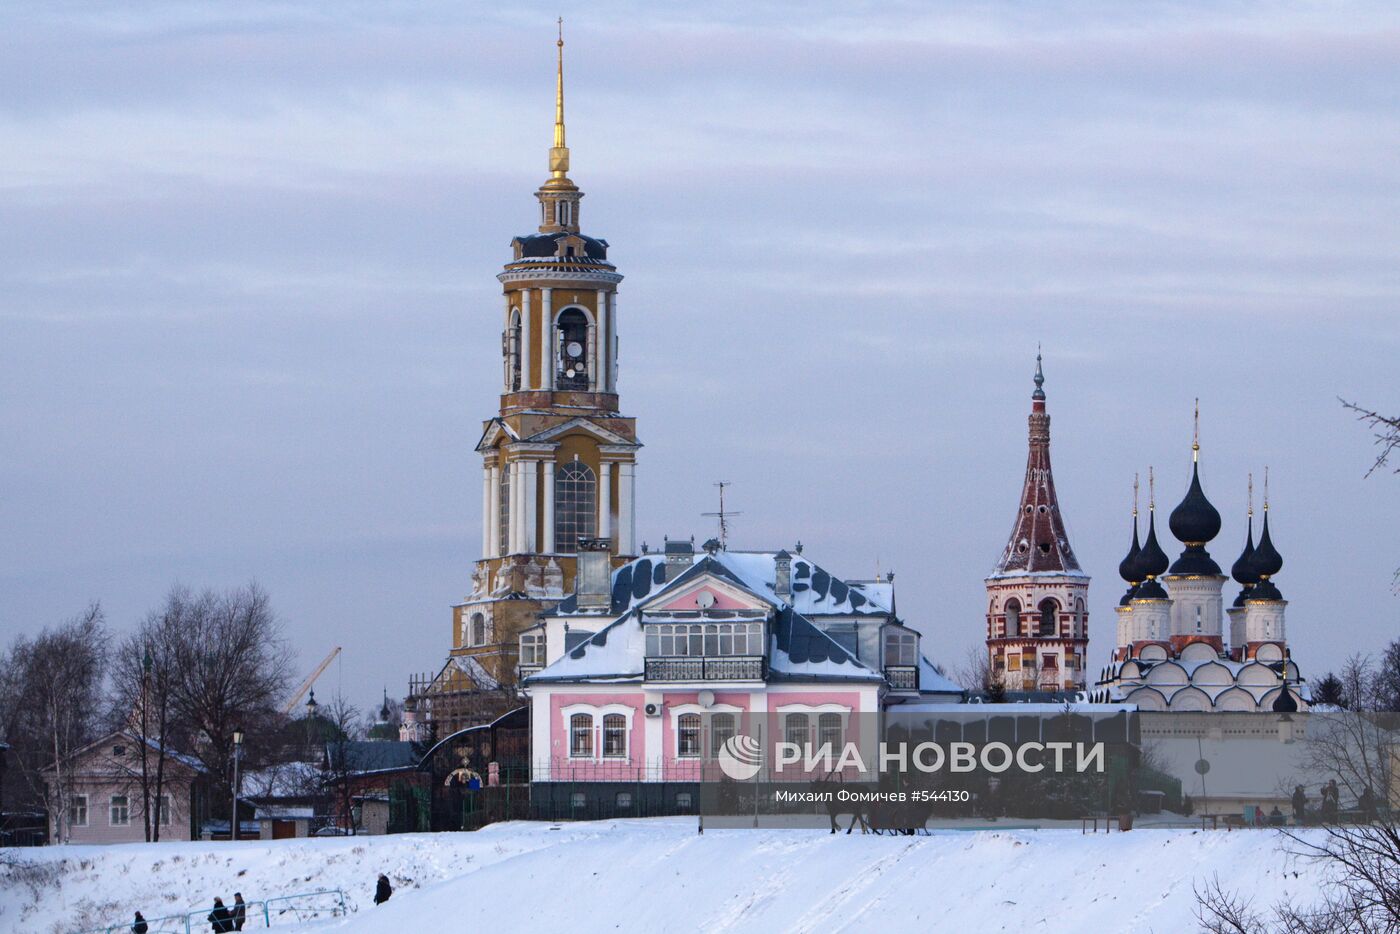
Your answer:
602,714 -> 627,759
554,461 -> 597,553
1075,598 -> 1087,635
818,713 -> 843,751
1038,598 -> 1059,637
677,713 -> 702,758
505,309 -> 521,392
498,463 -> 511,555
556,308 -> 590,389
1005,599 -> 1022,637
470,613 -> 486,647
710,713 -> 736,757
784,713 -> 810,751
569,714 -> 593,758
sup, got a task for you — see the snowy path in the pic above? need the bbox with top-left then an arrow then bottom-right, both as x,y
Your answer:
2,819 -> 1323,934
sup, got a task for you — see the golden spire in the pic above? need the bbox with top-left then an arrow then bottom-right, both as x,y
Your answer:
1132,472 -> 1139,518
1263,465 -> 1270,511
1248,472 -> 1254,517
1148,466 -> 1156,511
1192,398 -> 1200,463
548,18 -> 571,181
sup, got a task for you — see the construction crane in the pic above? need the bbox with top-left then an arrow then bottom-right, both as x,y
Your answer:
281,647 -> 342,715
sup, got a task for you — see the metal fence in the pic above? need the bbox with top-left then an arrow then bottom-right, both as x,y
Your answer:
75,888 -> 347,934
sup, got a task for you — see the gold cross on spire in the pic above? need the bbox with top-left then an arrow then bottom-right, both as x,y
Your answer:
1192,398 -> 1200,462
549,18 -> 570,178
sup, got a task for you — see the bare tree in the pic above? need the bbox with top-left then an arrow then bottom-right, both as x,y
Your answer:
165,584 -> 293,819
0,606 -> 106,844
1340,398 -> 1400,478
955,645 -> 1007,701
319,695 -> 363,834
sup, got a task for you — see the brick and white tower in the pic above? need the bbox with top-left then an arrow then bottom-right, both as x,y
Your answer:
985,355 -> 1091,692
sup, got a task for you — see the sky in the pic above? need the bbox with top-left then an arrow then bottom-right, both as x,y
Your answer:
2,1 -> 1398,713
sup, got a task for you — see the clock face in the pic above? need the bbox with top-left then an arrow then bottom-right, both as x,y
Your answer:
566,341 -> 584,358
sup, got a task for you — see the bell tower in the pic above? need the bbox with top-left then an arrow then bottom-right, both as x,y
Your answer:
422,27 -> 641,730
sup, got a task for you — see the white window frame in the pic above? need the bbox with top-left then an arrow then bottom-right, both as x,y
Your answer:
561,703 -> 638,761
109,794 -> 130,827
69,794 -> 89,828
601,713 -> 629,760
158,793 -> 173,826
520,632 -> 545,667
567,713 -> 593,759
675,712 -> 703,759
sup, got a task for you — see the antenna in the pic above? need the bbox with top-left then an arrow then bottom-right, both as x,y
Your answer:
701,482 -> 742,550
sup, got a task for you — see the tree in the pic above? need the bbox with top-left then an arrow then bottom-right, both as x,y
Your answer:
1339,654 -> 1381,713
1342,397 -> 1400,591
1312,672 -> 1346,709
165,584 -> 293,820
0,606 -> 107,844
1374,636 -> 1400,713
318,695 -> 363,834
955,645 -> 1007,701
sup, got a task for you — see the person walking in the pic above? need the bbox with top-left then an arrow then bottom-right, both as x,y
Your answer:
374,874 -> 393,906
208,897 -> 233,933
1291,785 -> 1307,824
232,892 -> 247,931
131,911 -> 149,934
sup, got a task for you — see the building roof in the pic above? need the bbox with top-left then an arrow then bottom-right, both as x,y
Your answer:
324,741 -> 419,774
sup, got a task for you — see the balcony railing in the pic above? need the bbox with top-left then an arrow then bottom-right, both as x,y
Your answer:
645,656 -> 764,682
518,664 -> 542,679
884,665 -> 918,691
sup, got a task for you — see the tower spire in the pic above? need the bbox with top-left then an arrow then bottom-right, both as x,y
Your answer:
1192,398 -> 1200,463
1032,346 -> 1045,401
549,19 -> 571,182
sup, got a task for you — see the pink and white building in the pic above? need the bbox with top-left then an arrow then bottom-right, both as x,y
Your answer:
519,540 -> 959,813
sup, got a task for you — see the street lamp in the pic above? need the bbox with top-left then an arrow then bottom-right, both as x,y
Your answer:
231,728 -> 245,841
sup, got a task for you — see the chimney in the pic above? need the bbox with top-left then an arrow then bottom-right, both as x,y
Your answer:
663,537 -> 695,582
774,550 -> 792,600
576,538 -> 612,610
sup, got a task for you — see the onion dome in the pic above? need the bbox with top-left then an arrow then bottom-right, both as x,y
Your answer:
1251,510 -> 1283,579
1272,680 -> 1298,713
1139,510 -> 1170,580
1134,578 -> 1169,601
1118,515 -> 1143,605
1231,515 -> 1258,607
1169,462 -> 1222,546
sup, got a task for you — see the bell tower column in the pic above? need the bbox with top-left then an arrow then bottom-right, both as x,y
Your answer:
541,288 -> 554,391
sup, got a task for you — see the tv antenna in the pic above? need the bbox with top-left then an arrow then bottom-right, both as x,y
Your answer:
701,482 -> 741,550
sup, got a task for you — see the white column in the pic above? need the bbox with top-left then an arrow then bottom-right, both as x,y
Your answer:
586,323 -> 597,391
595,289 -> 608,393
488,465 -> 501,557
608,292 -> 618,392
523,460 -> 539,552
542,459 -> 556,553
618,462 -> 635,554
599,461 -> 613,544
541,288 -> 554,391
481,463 -> 493,556
520,289 -> 534,390
508,460 -> 521,554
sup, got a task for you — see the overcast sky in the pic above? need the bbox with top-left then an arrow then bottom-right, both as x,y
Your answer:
3,2 -> 1398,713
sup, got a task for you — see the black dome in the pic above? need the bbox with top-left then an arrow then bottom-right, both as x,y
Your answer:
1249,511 -> 1283,579
1271,680 -> 1298,713
1139,512 -> 1170,579
513,232 -> 609,260
1134,578 -> 1169,601
1250,578 -> 1283,601
1169,463 -> 1222,546
1231,516 -> 1259,585
1118,519 -> 1144,583
1119,585 -> 1138,606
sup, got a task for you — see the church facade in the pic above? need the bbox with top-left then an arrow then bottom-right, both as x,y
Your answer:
407,33 -> 640,737
984,357 -> 1091,692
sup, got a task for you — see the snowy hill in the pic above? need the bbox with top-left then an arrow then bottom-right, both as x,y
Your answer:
2,819 -> 1325,933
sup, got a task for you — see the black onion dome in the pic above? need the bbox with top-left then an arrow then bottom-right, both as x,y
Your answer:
1250,578 -> 1283,601
1231,516 -> 1259,585
1119,587 -> 1138,607
1134,578 -> 1169,600
1250,511 -> 1283,579
1169,463 -> 1222,545
1139,512 -> 1170,579
1272,680 -> 1298,713
1119,519 -> 1144,583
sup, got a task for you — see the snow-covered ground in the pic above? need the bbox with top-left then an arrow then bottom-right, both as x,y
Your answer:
2,819 -> 1327,933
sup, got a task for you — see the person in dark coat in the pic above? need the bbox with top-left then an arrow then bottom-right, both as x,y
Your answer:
131,911 -> 149,934
232,892 -> 247,931
208,897 -> 233,933
1291,785 -> 1307,823
374,874 -> 393,906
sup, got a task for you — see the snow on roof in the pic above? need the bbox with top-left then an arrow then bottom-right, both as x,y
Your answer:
451,654 -> 502,691
917,655 -> 964,696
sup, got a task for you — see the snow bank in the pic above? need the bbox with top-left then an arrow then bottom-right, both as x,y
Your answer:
3,820 -> 1328,934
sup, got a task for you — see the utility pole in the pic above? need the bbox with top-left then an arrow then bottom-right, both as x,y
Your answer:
701,482 -> 742,551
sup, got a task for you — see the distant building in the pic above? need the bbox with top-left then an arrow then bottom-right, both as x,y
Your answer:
41,731 -> 209,845
1091,424 -> 1307,712
985,355 -> 1091,692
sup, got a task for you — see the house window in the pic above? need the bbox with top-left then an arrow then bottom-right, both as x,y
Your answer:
110,795 -> 130,826
520,632 -> 544,667
69,795 -> 88,828
569,714 -> 593,758
818,713 -> 843,751
470,613 -> 486,647
158,794 -> 172,826
554,461 -> 597,553
710,713 -> 736,757
785,713 -> 810,751
675,792 -> 693,810
615,791 -> 632,810
1038,598 -> 1059,637
884,630 -> 918,666
498,463 -> 511,554
602,714 -> 627,758
1005,599 -> 1022,637
570,792 -> 586,809
677,713 -> 702,758
645,622 -> 765,657
111,745 -> 126,757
